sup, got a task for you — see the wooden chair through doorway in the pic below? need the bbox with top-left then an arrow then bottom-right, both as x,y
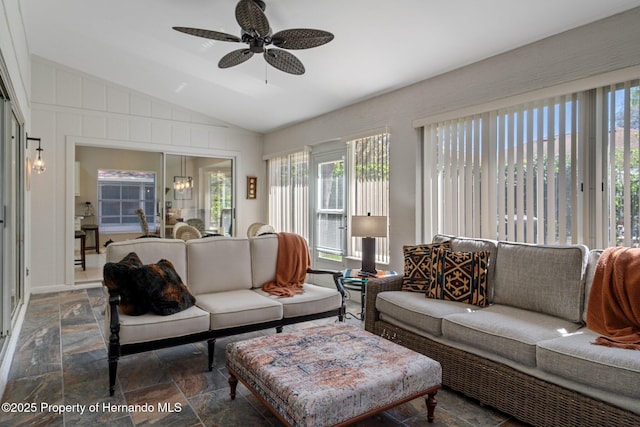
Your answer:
74,230 -> 86,270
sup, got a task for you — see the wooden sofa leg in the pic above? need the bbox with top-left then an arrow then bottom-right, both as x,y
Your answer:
108,354 -> 118,397
208,339 -> 216,371
107,300 -> 121,397
276,326 -> 283,333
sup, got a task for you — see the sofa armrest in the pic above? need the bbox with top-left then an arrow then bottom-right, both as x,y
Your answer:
307,268 -> 346,297
364,275 -> 403,333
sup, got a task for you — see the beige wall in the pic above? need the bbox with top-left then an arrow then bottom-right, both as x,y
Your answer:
264,8 -> 640,272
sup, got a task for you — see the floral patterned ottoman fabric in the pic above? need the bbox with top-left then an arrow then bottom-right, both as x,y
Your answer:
225,324 -> 442,427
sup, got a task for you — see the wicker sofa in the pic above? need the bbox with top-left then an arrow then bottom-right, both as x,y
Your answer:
105,234 -> 345,396
364,235 -> 640,426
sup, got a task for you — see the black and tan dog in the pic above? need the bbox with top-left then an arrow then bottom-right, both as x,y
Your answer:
103,252 -> 195,316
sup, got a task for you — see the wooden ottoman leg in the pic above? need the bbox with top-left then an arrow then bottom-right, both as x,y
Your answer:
228,373 -> 238,400
426,390 -> 438,423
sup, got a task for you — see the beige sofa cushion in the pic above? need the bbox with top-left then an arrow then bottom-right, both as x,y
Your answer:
106,239 -> 187,283
253,284 -> 342,318
442,305 -> 583,367
376,291 -> 477,337
493,242 -> 588,322
196,290 -> 283,330
537,328 -> 640,399
250,234 -> 279,289
107,305 -> 210,345
186,237 -> 253,295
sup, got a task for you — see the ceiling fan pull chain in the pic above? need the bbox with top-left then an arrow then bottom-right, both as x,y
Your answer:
265,61 -> 268,85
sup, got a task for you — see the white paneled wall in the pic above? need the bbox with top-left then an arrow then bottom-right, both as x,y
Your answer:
29,57 -> 264,291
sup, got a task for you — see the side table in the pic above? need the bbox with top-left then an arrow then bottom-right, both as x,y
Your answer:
341,277 -> 368,320
341,270 -> 399,321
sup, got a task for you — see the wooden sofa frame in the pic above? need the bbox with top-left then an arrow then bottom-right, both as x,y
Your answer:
364,276 -> 640,427
107,269 -> 346,396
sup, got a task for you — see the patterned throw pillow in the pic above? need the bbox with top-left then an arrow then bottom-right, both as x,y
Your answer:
429,248 -> 489,307
401,242 -> 451,292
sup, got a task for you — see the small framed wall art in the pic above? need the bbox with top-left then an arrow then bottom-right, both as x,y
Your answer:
247,176 -> 257,199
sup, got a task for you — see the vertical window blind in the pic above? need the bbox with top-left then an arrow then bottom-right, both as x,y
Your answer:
595,80 -> 640,248
349,132 -> 390,263
421,78 -> 640,248
267,150 -> 310,240
423,95 -> 580,244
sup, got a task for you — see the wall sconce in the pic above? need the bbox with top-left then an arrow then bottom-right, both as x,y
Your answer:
351,213 -> 387,274
27,134 -> 47,174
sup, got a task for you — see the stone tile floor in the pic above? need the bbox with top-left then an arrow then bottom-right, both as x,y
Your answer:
1,288 -> 528,426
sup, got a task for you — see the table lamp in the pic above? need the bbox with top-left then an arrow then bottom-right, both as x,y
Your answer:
351,213 -> 387,274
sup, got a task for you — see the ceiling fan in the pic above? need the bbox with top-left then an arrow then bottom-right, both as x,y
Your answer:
173,0 -> 334,75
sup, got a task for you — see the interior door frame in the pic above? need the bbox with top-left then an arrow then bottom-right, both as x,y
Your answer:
65,137 -> 238,285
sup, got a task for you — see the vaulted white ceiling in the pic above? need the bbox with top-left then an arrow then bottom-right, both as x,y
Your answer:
21,0 -> 640,133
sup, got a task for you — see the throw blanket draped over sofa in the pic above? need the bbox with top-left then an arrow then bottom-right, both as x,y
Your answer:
587,246 -> 640,350
263,233 -> 310,297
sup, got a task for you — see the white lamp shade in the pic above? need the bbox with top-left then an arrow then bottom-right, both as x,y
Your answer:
351,215 -> 387,237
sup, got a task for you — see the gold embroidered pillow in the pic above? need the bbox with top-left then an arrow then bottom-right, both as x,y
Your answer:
401,242 -> 451,292
429,248 -> 489,307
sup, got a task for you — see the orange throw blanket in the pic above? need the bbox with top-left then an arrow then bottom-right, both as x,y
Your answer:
262,233 -> 310,297
586,246 -> 640,350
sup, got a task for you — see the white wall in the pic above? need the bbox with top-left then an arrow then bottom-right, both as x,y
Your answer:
29,57 -> 265,291
0,0 -> 30,120
264,8 -> 640,272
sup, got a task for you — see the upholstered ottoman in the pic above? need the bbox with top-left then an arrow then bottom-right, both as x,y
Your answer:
225,324 -> 442,427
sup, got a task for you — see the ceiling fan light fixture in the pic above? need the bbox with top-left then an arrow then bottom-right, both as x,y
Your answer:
174,0 -> 333,75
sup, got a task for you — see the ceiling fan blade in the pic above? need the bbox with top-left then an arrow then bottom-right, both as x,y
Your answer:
264,49 -> 305,75
271,29 -> 334,50
218,49 -> 254,68
235,0 -> 270,37
173,27 -> 241,43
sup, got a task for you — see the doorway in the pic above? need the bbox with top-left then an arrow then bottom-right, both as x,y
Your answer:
73,146 -> 234,283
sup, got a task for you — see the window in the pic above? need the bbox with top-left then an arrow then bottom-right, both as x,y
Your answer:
267,150 -> 310,240
420,78 -> 640,248
98,169 -> 156,233
267,134 -> 390,264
